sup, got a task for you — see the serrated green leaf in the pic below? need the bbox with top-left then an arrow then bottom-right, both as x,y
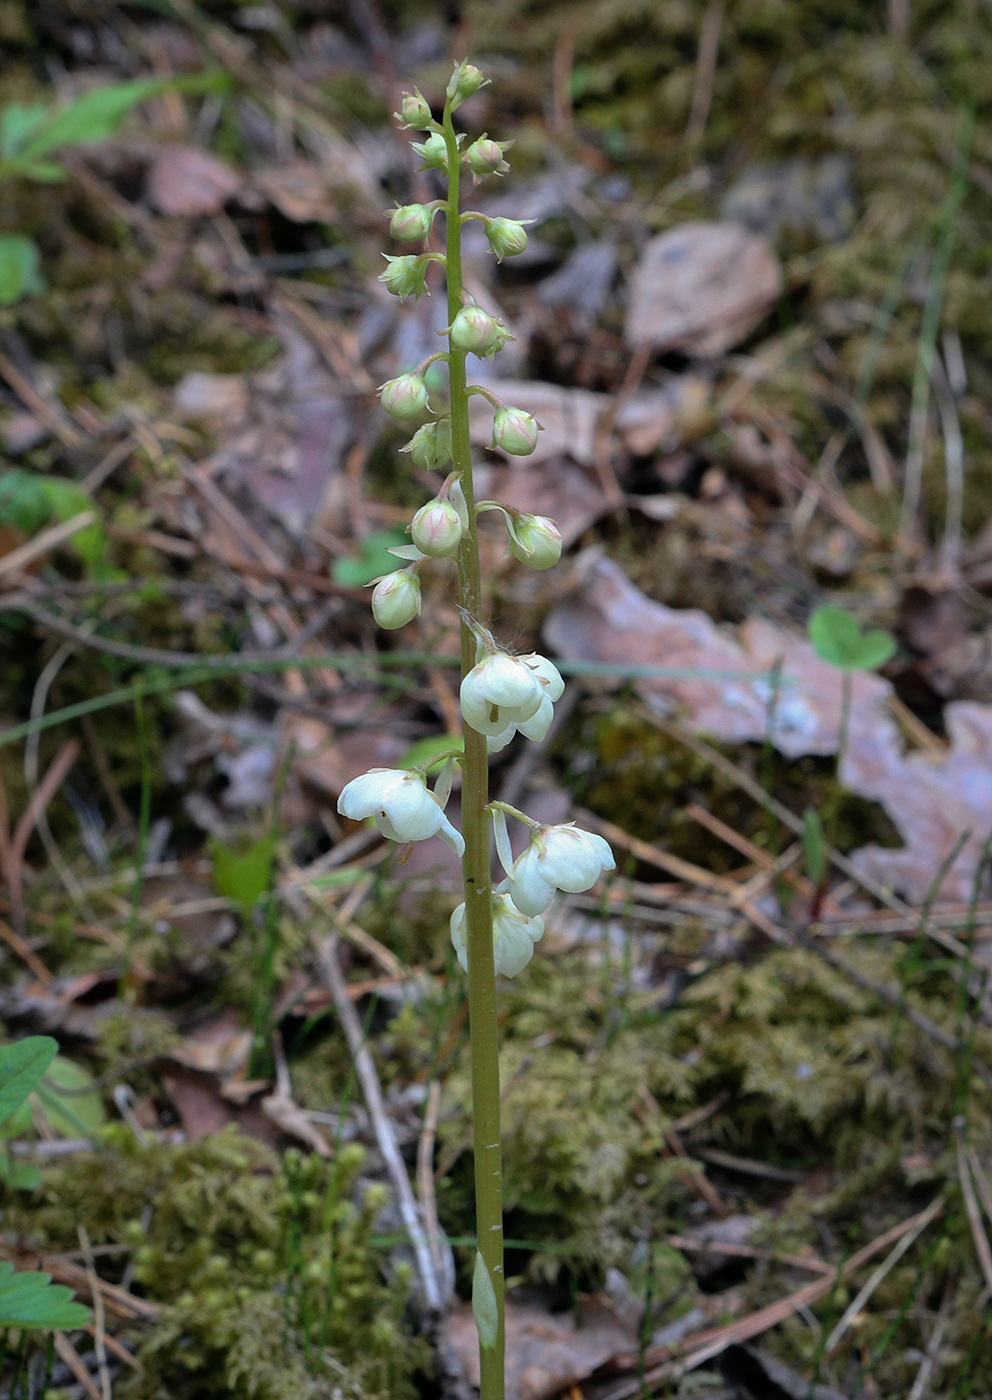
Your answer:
0,1038 -> 57,1126
212,832 -> 276,916
34,1056 -> 106,1138
471,1250 -> 499,1350
332,529 -> 410,587
808,605 -> 896,673
0,234 -> 44,305
0,1261 -> 90,1329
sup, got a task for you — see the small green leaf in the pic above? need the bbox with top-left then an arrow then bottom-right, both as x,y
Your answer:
0,1039 -> 57,1126
212,832 -> 276,916
332,529 -> 410,587
808,605 -> 896,673
398,733 -> 464,774
0,1156 -> 40,1191
0,234 -> 45,305
471,1250 -> 499,1351
0,1260 -> 90,1330
0,102 -> 49,157
802,806 -> 827,888
33,1056 -> 106,1139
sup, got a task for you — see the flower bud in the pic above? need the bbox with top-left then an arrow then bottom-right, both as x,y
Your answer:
380,373 -> 429,421
446,61 -> 487,109
411,498 -> 463,558
389,203 -> 435,242
412,134 -> 448,170
486,217 -> 528,261
467,136 -> 511,180
509,514 -> 562,569
491,405 -> 540,456
450,305 -> 511,358
378,255 -> 429,300
396,91 -> 432,129
405,418 -> 452,472
371,569 -> 421,629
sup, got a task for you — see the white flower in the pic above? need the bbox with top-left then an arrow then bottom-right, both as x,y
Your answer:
450,892 -> 544,978
371,569 -> 421,629
507,824 -> 615,916
338,768 -> 463,855
410,498 -> 463,557
460,650 -> 563,738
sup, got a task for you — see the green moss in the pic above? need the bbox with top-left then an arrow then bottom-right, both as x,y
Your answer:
12,1127 -> 427,1399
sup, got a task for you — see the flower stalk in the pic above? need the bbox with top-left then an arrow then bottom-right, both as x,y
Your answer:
337,63 -> 618,1398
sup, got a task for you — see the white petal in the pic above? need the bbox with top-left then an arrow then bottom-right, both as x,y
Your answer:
541,826 -> 615,892
486,726 -> 517,754
492,808 -> 514,876
522,653 -> 564,702
382,776 -> 444,840
479,654 -> 542,709
492,895 -> 545,977
515,694 -> 553,742
337,768 -> 405,820
436,809 -> 466,856
449,903 -> 468,972
507,846 -> 556,916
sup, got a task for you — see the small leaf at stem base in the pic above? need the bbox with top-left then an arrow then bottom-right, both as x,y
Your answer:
472,1250 -> 499,1350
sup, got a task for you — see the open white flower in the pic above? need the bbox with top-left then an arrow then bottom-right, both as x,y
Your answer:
506,823 -> 615,915
450,891 -> 544,978
460,650 -> 563,738
338,768 -> 464,855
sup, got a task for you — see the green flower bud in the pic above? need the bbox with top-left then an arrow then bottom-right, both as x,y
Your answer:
509,513 -> 562,569
378,255 -> 429,300
411,497 -> 463,557
467,136 -> 511,180
491,404 -> 541,456
380,372 -> 429,420
396,91 -> 432,129
371,569 -> 422,629
389,203 -> 436,242
447,61 -> 487,109
450,305 -> 512,358
486,217 -> 528,261
405,418 -> 452,471
412,133 -> 448,170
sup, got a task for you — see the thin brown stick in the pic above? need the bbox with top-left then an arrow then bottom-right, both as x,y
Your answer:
664,1234 -> 833,1276
0,349 -> 83,449
53,1332 -> 103,1400
0,916 -> 53,983
314,935 -> 442,1311
685,0 -> 727,146
576,808 -> 739,894
956,1125 -> 992,1294
6,738 -> 80,936
0,513 -> 96,580
417,1079 -> 454,1303
78,1225 -> 111,1400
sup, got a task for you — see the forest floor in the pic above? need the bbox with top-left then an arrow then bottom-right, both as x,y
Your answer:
1,1 -> 992,1397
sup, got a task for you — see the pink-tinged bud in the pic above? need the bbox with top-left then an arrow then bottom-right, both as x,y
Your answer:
467,136 -> 511,179
446,61 -> 487,108
491,405 -> 540,456
378,255 -> 429,300
412,134 -> 448,170
371,569 -> 421,629
486,217 -> 528,261
410,498 -> 463,557
389,203 -> 435,242
450,305 -> 511,358
380,373 -> 429,421
405,418 -> 452,472
509,514 -> 562,569
396,91 -> 432,129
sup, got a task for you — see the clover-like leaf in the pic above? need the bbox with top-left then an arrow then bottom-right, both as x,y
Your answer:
0,1038 -> 57,1127
808,606 -> 896,673
0,1261 -> 89,1330
33,1056 -> 106,1139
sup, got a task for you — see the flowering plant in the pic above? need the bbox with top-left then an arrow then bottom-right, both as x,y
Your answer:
336,61 -> 615,1397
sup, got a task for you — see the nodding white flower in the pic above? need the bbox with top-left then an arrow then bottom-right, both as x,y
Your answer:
380,373 -> 429,421
411,497 -> 463,557
338,768 -> 464,855
450,892 -> 544,978
371,569 -> 421,629
507,824 -> 615,916
460,650 -> 563,738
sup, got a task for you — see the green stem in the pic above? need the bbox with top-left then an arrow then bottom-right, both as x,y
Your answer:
443,105 -> 505,1397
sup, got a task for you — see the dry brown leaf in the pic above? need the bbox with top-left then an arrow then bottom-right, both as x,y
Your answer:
625,222 -> 782,357
146,145 -> 241,216
173,371 -> 249,430
166,1009 -> 252,1076
261,1090 -> 332,1156
544,551 -> 992,904
443,1296 -> 635,1400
